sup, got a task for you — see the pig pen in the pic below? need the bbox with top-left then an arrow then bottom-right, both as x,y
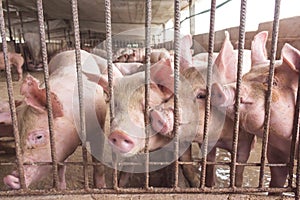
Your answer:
0,0 -> 299,199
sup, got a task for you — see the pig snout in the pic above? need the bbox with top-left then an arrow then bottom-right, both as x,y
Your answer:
3,170 -> 21,189
108,131 -> 135,153
211,83 -> 236,107
150,108 -> 174,136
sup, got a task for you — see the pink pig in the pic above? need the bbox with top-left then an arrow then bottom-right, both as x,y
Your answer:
211,31 -> 300,189
3,50 -> 107,189
0,52 -> 24,81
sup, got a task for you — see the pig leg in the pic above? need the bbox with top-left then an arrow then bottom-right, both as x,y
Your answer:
92,156 -> 106,188
16,65 -> 23,81
118,170 -> 133,187
205,146 -> 217,187
180,146 -> 200,187
58,164 -> 67,190
235,131 -> 255,187
267,145 -> 289,192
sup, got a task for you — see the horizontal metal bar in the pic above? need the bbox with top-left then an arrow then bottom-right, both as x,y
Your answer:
0,186 -> 295,196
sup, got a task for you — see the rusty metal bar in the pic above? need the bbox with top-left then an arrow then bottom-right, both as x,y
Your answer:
36,0 -> 59,189
258,0 -> 281,188
230,0 -> 247,188
144,0 -> 151,189
288,12 -> 300,192
173,0 -> 181,189
46,17 -> 50,43
104,0 -> 116,189
0,0 -> 26,190
293,61 -> 300,200
0,159 -> 291,168
189,0 -> 195,35
200,0 -> 216,188
0,186 -> 295,196
297,121 -> 300,199
71,0 -> 89,190
5,0 -> 13,41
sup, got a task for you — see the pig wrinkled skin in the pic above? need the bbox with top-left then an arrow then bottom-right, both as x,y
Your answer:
211,31 -> 300,188
0,52 -> 24,81
149,31 -> 255,187
3,50 -> 107,189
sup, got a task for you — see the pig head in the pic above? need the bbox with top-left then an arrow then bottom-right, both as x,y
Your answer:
98,58 -> 198,160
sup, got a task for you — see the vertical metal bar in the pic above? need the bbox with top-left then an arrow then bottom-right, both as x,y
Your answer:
200,0 -> 216,188
293,64 -> 300,199
162,23 -> 166,44
288,10 -> 299,191
46,17 -> 50,43
173,0 -> 180,188
104,0 -> 116,189
296,116 -> 300,200
71,0 -> 89,190
230,0 -> 247,188
18,10 -> 24,42
17,10 -> 28,71
36,0 -> 59,189
258,0 -> 281,188
0,0 -> 26,190
5,0 -> 13,41
189,0 -> 195,35
144,0 -> 151,189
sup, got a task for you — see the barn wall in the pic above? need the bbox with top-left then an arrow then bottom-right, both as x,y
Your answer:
193,16 -> 300,59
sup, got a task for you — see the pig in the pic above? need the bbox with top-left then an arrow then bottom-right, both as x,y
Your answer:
3,50 -> 107,189
149,31 -> 256,187
0,52 -> 24,81
210,31 -> 300,188
24,32 -> 43,70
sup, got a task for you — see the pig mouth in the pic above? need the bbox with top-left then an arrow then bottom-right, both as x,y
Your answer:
4,164 -> 50,189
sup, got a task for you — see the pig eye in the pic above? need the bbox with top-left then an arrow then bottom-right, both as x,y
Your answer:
196,90 -> 206,99
196,93 -> 206,99
263,77 -> 278,86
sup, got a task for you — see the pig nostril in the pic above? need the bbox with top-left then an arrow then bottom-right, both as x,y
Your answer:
37,135 -> 42,140
124,139 -> 132,144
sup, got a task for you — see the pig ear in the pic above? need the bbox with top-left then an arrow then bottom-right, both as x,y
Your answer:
251,31 -> 269,66
97,64 -> 123,93
150,58 -> 174,92
180,34 -> 193,71
281,43 -> 300,72
20,75 -> 63,118
213,31 -> 237,83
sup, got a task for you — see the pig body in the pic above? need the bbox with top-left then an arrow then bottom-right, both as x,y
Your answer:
211,31 -> 300,188
0,52 -> 24,81
3,50 -> 107,189
24,32 -> 42,69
